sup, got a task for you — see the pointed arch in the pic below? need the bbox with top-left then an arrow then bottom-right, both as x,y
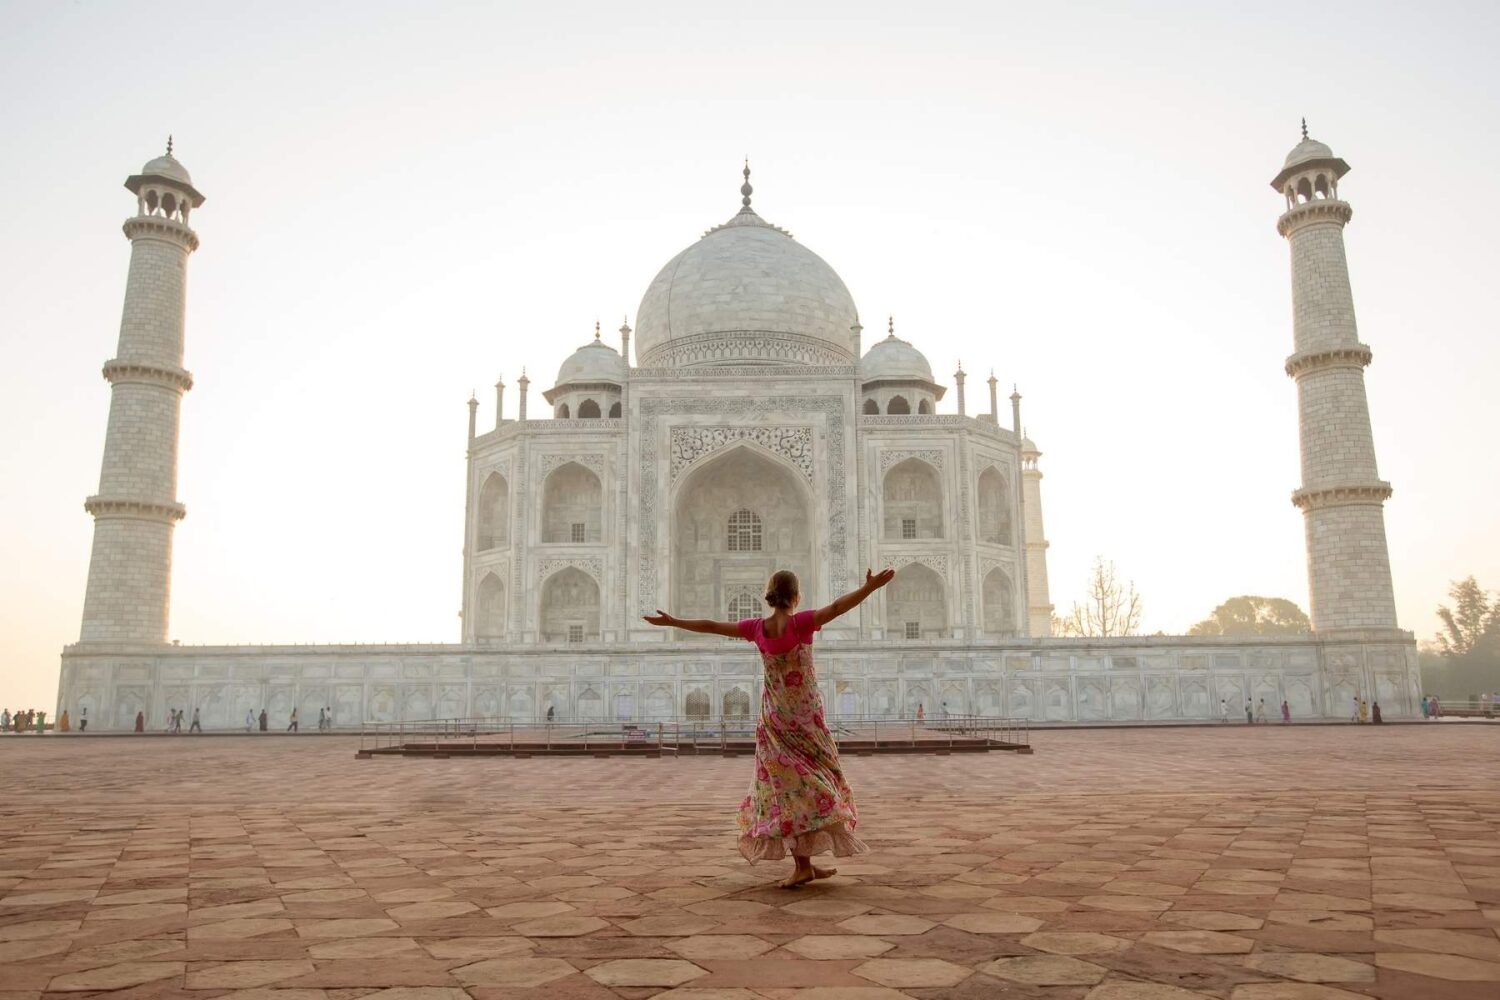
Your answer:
887,395 -> 911,415
862,398 -> 879,415
476,572 -> 506,640
982,567 -> 1016,635
883,458 -> 943,539
917,398 -> 932,414
578,398 -> 601,418
886,562 -> 947,639
672,444 -> 812,625
543,461 -> 602,543
539,566 -> 600,643
608,401 -> 622,417
685,689 -> 711,720
477,471 -> 509,550
556,402 -> 570,418
723,686 -> 751,719
976,465 -> 1012,545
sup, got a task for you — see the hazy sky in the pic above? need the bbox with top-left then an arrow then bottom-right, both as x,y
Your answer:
2,1 -> 1497,712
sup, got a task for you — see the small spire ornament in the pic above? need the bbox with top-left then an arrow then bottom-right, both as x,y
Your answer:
740,158 -> 753,209
1300,117 -> 1308,140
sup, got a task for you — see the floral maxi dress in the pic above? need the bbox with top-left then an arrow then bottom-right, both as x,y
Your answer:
735,610 -> 869,862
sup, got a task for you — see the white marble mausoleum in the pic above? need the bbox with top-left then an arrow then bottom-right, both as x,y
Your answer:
58,136 -> 1423,729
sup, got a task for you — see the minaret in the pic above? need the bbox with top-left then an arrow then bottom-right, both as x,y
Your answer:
619,319 -> 632,367
987,371 -> 999,424
1272,123 -> 1398,632
79,140 -> 205,643
494,375 -> 505,428
1020,432 -> 1053,636
517,369 -> 530,421
953,362 -> 966,416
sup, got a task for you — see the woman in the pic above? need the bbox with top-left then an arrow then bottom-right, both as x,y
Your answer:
645,567 -> 894,888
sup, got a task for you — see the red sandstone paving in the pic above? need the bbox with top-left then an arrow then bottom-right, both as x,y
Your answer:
1,726 -> 1498,999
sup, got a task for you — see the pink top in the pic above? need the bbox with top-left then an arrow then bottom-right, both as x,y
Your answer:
737,610 -> 821,656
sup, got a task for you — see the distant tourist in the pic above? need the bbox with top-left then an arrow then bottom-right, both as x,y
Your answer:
324,706 -> 332,730
1255,699 -> 1267,724
258,708 -> 268,732
245,709 -> 255,732
546,705 -> 554,723
1,709 -> 9,731
917,703 -> 925,722
1372,701 -> 1383,724
317,707 -> 326,731
1420,695 -> 1429,720
1219,699 -> 1229,723
1358,699 -> 1369,724
35,709 -> 46,734
1350,696 -> 1360,723
58,710 -> 70,732
287,707 -> 298,733
134,710 -> 145,732
189,708 -> 202,734
79,707 -> 87,732
644,567 -> 892,888
1281,700 -> 1290,724
1430,695 -> 1440,719
1245,701 -> 1253,724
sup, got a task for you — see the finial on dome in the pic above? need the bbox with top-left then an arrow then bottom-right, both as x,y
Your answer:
740,158 -> 753,210
1300,117 -> 1308,140
594,320 -> 601,341
166,134 -> 174,156
887,315 -> 894,337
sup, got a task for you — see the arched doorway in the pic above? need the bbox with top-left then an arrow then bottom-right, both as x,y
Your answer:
477,472 -> 509,549
672,446 -> 812,625
976,466 -> 1011,545
886,563 -> 948,639
475,572 -> 505,640
883,458 -> 943,539
982,567 -> 1016,635
543,462 -> 602,543
539,567 -> 600,642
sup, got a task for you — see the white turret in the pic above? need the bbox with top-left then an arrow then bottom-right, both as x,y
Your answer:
79,139 -> 204,643
1273,122 -> 1398,632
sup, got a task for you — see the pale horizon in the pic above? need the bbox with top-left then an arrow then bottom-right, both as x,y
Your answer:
3,0 -> 1498,712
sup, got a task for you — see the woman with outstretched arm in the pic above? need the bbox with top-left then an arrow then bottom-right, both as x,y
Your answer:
645,567 -> 895,888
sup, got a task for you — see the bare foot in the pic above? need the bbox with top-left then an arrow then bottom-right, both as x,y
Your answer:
812,866 -> 837,880
778,871 -> 814,889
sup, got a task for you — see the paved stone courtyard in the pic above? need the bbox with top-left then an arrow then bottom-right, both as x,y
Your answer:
2,726 -> 1498,999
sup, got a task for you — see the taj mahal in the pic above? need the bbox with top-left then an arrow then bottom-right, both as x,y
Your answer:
58,130 -> 1423,729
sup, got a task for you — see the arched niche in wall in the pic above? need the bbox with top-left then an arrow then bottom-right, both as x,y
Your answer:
542,462 -> 603,543
976,466 -> 1012,545
475,572 -> 506,640
981,566 -> 1016,636
886,562 -> 948,639
672,445 -> 812,626
882,458 -> 943,540
477,472 -> 509,550
539,566 -> 600,642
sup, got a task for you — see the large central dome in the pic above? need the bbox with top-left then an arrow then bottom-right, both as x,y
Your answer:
633,173 -> 859,368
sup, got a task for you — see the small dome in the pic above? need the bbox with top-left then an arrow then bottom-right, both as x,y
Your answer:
1022,436 -> 1040,454
1283,137 -> 1334,169
556,337 -> 626,386
861,331 -> 933,383
140,152 -> 193,186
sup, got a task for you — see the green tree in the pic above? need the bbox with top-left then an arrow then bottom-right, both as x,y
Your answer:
1435,577 -> 1500,657
1188,596 -> 1310,636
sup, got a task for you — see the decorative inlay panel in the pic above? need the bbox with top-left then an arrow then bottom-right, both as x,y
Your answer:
880,449 -> 943,473
887,553 -> 951,576
536,557 -> 603,582
639,396 -> 847,612
640,331 -> 854,369
670,426 -> 814,483
538,453 -> 605,478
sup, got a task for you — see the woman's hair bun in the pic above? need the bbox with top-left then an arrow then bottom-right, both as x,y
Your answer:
763,569 -> 800,610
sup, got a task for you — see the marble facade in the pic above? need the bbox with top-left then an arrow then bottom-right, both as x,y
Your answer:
59,138 -> 1423,728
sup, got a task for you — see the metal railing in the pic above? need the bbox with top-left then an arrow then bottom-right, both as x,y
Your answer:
357,713 -> 1029,755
